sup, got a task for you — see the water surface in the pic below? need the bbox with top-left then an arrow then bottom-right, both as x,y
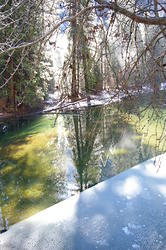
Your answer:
0,95 -> 166,227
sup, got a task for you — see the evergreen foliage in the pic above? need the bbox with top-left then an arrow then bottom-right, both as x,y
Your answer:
0,1 -> 53,110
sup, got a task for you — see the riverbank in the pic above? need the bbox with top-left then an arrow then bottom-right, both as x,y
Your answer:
1,153 -> 166,249
0,89 -> 138,120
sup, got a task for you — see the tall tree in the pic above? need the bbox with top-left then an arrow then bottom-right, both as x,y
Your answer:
0,0 -> 165,105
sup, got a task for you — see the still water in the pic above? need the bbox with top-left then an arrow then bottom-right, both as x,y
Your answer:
0,96 -> 166,227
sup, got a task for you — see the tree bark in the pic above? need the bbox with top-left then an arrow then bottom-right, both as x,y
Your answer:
10,57 -> 17,113
71,0 -> 78,97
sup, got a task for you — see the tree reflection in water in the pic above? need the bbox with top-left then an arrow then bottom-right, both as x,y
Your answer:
64,97 -> 166,191
0,94 -> 166,226
64,106 -> 131,191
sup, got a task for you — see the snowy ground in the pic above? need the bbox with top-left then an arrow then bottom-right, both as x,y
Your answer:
1,153 -> 166,249
43,90 -> 129,113
1,83 -> 165,118
44,83 -> 166,113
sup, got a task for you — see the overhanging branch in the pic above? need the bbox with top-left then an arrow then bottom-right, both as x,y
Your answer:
1,2 -> 166,55
96,1 -> 166,25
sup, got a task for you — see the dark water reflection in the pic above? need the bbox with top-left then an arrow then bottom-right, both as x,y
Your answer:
0,97 -> 165,226
64,105 -> 157,192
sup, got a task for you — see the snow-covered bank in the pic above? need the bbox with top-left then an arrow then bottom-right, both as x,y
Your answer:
43,90 -> 127,113
1,153 -> 166,249
1,91 -> 116,119
1,84 -> 165,119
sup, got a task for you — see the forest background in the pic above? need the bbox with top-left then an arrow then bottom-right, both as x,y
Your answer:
0,0 -> 165,114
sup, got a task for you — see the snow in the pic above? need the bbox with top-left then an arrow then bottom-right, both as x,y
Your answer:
1,153 -> 166,249
127,223 -> 141,230
122,226 -> 132,235
43,83 -> 162,114
132,244 -> 140,249
160,82 -> 166,91
43,90 -> 126,113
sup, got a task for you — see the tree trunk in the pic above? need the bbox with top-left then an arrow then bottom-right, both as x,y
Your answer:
71,0 -> 78,97
10,57 -> 17,114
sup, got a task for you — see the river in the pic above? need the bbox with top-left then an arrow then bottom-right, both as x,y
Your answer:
0,94 -> 165,227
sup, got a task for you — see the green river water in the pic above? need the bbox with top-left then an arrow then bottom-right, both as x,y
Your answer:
0,94 -> 166,227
